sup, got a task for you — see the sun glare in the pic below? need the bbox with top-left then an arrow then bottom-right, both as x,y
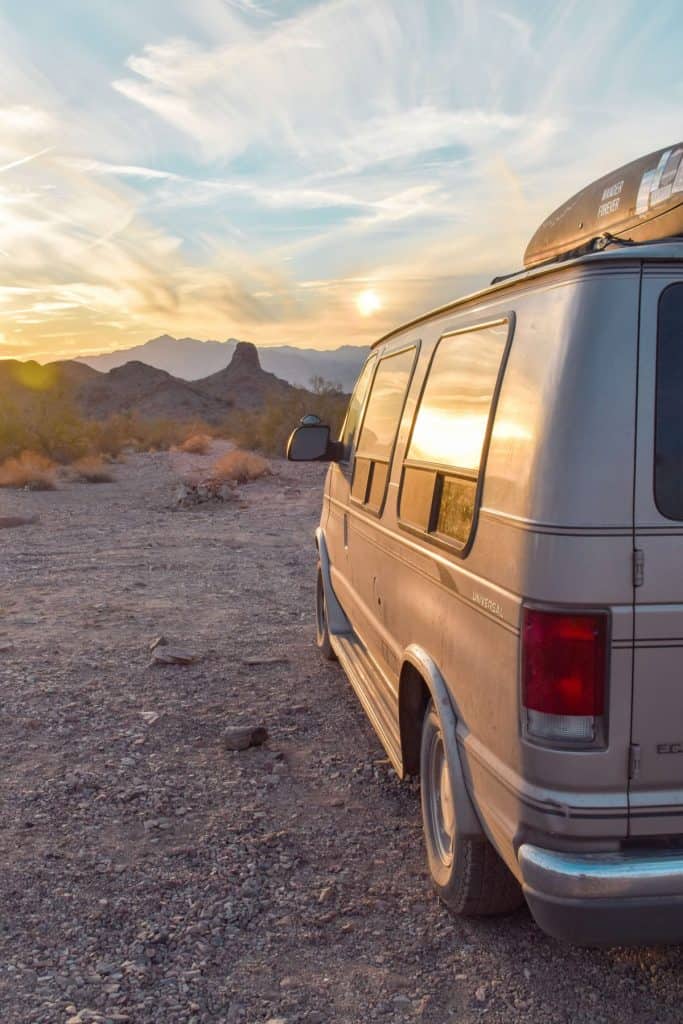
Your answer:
356,288 -> 382,317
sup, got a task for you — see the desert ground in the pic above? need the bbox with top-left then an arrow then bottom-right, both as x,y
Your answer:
2,447 -> 683,1024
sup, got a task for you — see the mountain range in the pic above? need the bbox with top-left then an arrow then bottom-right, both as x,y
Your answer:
2,342 -> 315,424
78,335 -> 369,391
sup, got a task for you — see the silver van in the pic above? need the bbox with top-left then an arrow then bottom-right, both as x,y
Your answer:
287,143 -> 683,945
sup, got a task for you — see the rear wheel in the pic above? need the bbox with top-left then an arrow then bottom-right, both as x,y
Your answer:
315,563 -> 337,661
420,700 -> 522,916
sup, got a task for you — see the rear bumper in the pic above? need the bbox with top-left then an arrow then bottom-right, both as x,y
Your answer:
518,843 -> 683,945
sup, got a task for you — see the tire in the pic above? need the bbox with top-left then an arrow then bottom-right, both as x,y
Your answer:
420,699 -> 522,916
315,563 -> 337,661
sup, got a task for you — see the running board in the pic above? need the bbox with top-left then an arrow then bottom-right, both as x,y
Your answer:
331,631 -> 403,775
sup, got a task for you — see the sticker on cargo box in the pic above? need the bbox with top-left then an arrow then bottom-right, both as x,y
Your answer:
652,149 -> 683,206
636,169 -> 656,215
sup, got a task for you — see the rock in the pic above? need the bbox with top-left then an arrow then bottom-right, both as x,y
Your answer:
318,885 -> 334,904
475,984 -> 488,1003
0,515 -> 38,529
140,711 -> 159,725
174,483 -> 193,505
149,635 -> 167,650
242,656 -> 290,667
218,482 -> 237,501
150,648 -> 197,665
223,725 -> 269,751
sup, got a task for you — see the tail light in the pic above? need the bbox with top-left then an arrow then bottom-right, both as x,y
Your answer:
522,607 -> 608,745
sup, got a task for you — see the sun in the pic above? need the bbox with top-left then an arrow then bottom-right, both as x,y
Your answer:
356,288 -> 382,317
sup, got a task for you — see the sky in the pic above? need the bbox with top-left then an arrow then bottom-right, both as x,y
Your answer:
0,0 -> 682,362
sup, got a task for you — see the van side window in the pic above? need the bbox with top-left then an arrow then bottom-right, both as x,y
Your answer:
352,346 -> 416,513
655,283 -> 683,519
339,356 -> 376,460
400,320 -> 509,548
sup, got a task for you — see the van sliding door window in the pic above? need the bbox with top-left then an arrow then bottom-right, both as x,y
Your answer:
655,283 -> 683,519
400,320 -> 509,550
352,346 -> 416,513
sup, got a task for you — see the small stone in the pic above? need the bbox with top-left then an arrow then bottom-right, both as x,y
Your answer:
149,635 -> 167,650
318,885 -> 334,904
475,984 -> 488,1003
242,656 -> 290,667
218,483 -> 237,501
151,647 -> 197,665
223,725 -> 269,751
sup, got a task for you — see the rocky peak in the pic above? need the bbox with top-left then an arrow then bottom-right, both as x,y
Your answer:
229,341 -> 261,373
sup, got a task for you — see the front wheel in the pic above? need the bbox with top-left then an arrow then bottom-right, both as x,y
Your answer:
420,700 -> 522,916
315,563 -> 337,661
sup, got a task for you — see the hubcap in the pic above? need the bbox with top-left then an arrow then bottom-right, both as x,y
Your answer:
428,728 -> 455,866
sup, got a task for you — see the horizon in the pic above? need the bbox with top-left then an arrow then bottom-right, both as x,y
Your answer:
1,1 -> 683,363
0,333 -> 372,369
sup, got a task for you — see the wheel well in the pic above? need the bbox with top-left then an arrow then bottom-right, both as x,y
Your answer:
398,663 -> 431,776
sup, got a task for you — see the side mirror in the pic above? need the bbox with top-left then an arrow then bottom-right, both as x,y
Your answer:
286,422 -> 342,462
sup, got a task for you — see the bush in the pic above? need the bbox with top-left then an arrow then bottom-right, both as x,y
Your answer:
67,455 -> 114,483
0,451 -> 57,490
222,391 -> 347,456
179,433 -> 212,455
210,449 -> 271,484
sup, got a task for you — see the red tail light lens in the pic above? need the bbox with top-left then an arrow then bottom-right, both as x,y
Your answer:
522,608 -> 608,744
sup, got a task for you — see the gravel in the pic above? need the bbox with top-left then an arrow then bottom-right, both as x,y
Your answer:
1,447 -> 682,1023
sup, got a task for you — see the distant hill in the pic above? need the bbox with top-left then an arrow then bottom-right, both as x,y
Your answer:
2,342 -> 311,424
76,335 -> 369,391
75,361 -> 234,423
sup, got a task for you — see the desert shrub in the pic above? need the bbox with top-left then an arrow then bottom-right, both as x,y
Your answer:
67,455 -> 115,483
0,451 -> 57,490
211,449 -> 271,483
223,390 -> 347,456
180,432 -> 212,454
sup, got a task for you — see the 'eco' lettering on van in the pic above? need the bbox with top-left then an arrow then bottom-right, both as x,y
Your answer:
657,743 -> 683,755
472,591 -> 503,618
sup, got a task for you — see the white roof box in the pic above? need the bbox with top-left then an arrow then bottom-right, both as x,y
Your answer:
524,143 -> 683,268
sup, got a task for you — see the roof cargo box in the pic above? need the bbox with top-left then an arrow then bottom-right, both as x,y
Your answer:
524,143 -> 683,268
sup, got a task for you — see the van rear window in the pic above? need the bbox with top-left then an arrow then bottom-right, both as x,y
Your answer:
656,283 -> 683,519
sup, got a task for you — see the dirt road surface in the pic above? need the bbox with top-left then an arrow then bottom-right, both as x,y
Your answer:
1,449 -> 683,1024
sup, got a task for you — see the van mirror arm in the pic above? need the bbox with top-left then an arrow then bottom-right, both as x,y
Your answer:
325,440 -> 344,462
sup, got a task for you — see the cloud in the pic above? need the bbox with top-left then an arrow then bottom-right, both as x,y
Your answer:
223,0 -> 272,15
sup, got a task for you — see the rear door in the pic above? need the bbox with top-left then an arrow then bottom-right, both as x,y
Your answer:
631,267 -> 683,835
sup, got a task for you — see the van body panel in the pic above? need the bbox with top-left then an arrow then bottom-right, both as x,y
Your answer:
631,264 -> 683,835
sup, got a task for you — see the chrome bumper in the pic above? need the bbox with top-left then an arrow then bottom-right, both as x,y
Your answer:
518,843 -> 683,945
519,843 -> 683,900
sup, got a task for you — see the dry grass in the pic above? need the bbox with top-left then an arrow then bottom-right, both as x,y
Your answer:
0,451 -> 57,490
210,449 -> 271,484
67,455 -> 115,483
179,433 -> 212,455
